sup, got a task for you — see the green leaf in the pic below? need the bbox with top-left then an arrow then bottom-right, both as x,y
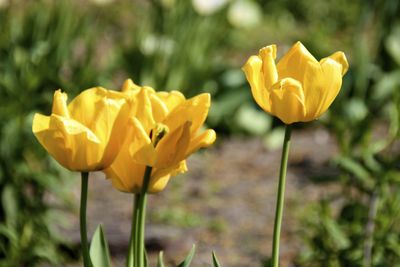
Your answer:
177,245 -> 196,267
335,156 -> 374,188
212,251 -> 221,267
157,251 -> 165,267
2,185 -> 18,227
144,249 -> 148,267
89,224 -> 111,267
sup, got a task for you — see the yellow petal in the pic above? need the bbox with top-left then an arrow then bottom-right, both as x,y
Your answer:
100,98 -> 134,168
148,174 -> 171,193
155,121 -> 191,168
149,160 -> 188,193
325,51 -> 349,75
259,45 -> 278,89
131,88 -> 156,132
186,129 -> 216,156
68,87 -> 127,140
149,93 -> 169,122
33,114 -> 104,171
302,58 -> 343,120
128,117 -> 156,166
104,161 -> 146,193
51,90 -> 70,118
156,90 -> 186,112
104,115 -> 148,193
162,93 -> 210,136
277,41 -> 318,83
242,55 -> 271,112
121,79 -> 141,92
270,78 -> 306,124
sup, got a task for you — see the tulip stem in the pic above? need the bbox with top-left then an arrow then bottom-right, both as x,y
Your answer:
135,166 -> 153,267
271,125 -> 292,267
127,194 -> 140,267
80,172 -> 92,267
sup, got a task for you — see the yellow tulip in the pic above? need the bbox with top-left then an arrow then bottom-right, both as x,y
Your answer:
104,79 -> 216,194
243,41 -> 349,124
32,87 -> 132,172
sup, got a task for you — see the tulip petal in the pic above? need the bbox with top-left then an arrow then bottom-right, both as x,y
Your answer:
105,161 -> 146,193
155,121 -> 191,168
129,117 -> 156,166
101,99 -> 134,168
131,88 -> 156,132
52,90 -> 70,118
303,58 -> 343,120
33,114 -> 104,171
148,174 -> 171,193
186,129 -> 216,156
242,55 -> 271,112
156,90 -> 186,112
270,78 -> 306,124
150,93 -> 169,122
150,161 -> 187,193
325,51 -> 349,75
277,41 -> 318,83
68,87 -> 126,141
162,93 -> 210,136
121,79 -> 141,92
259,45 -> 278,89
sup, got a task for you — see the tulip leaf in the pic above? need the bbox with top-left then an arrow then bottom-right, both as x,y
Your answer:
157,251 -> 165,267
144,249 -> 148,267
212,251 -> 221,267
177,244 -> 196,267
89,224 -> 111,267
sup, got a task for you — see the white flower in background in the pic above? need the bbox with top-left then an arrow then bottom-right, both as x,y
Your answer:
192,0 -> 228,15
228,0 -> 262,28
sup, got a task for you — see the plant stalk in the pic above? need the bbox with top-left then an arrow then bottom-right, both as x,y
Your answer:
80,172 -> 92,267
127,194 -> 140,267
271,125 -> 292,267
135,166 -> 153,267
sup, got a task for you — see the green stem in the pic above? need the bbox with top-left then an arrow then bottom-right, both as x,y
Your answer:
271,125 -> 292,267
135,166 -> 153,267
127,194 -> 140,267
80,172 -> 92,267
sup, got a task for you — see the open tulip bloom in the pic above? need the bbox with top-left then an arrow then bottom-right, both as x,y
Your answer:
243,41 -> 348,267
104,79 -> 216,194
104,79 -> 216,267
32,87 -> 132,267
32,80 -> 216,267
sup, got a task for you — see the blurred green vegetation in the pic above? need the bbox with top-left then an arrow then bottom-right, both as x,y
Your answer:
0,0 -> 399,265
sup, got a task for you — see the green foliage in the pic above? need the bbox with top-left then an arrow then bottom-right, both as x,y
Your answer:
177,244 -> 196,267
90,224 -> 111,267
212,251 -> 222,267
296,1 -> 400,266
0,0 -> 100,265
157,251 -> 165,267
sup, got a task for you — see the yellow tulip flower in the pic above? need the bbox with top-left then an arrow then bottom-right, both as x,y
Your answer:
243,41 -> 349,124
104,79 -> 216,193
32,87 -> 132,172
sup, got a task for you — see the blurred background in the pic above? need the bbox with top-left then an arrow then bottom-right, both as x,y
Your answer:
0,0 -> 399,266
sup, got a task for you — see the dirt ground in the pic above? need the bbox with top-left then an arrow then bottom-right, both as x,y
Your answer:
62,127 -> 342,267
